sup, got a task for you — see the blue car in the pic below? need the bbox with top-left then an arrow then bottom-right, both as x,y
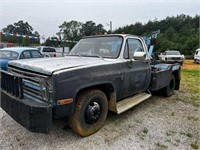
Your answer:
0,47 -> 43,70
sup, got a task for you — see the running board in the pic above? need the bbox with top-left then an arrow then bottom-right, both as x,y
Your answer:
109,92 -> 151,114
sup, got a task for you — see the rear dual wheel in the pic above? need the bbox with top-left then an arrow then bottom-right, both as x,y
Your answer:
162,75 -> 175,97
69,89 -> 108,137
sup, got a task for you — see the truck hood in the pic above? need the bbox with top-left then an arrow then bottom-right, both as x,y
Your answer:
8,56 -> 115,75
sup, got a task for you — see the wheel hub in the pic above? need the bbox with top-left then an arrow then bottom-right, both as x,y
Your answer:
85,102 -> 101,124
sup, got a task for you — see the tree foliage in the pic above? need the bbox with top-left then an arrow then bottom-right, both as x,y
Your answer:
48,20 -> 107,48
81,21 -> 96,36
1,20 -> 40,46
56,20 -> 83,48
54,14 -> 199,55
45,37 -> 61,47
3,20 -> 33,35
81,21 -> 106,36
57,20 -> 83,40
2,14 -> 198,55
114,14 -> 199,55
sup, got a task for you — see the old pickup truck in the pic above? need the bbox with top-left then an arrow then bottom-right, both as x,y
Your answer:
0,34 -> 181,137
159,50 -> 185,65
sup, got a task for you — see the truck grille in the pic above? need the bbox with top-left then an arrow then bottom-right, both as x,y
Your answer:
171,57 -> 181,60
1,72 -> 23,98
1,68 -> 52,103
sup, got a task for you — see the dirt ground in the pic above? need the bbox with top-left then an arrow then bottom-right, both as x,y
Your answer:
182,60 -> 200,70
0,60 -> 199,150
0,94 -> 199,150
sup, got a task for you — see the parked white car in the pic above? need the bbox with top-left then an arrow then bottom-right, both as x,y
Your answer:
194,48 -> 200,64
37,46 -> 63,57
160,50 -> 184,65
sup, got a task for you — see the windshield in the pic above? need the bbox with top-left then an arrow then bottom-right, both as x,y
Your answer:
68,36 -> 123,58
0,50 -> 19,60
166,51 -> 181,55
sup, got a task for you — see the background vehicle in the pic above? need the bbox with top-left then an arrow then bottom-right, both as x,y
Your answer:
37,46 -> 63,57
194,48 -> 200,64
0,47 -> 43,70
160,50 -> 184,65
0,42 -> 15,48
0,34 -> 181,137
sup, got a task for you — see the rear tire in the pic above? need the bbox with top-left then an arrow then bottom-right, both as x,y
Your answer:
162,75 -> 175,97
69,89 -> 108,137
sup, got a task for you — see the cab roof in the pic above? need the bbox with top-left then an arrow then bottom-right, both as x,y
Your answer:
83,34 -> 141,39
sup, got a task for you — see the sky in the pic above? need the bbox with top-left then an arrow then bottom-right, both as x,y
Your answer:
0,0 -> 199,40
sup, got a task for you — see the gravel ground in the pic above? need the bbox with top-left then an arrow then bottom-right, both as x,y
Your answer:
0,91 -> 199,150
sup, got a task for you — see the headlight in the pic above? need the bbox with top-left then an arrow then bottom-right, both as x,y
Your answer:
41,78 -> 53,102
23,78 -> 52,103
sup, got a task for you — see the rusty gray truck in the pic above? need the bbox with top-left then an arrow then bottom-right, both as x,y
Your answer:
0,34 -> 181,136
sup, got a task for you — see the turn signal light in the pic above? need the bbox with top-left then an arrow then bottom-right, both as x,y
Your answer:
57,99 -> 73,105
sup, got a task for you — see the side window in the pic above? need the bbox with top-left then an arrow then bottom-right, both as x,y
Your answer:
123,38 -> 144,59
43,47 -> 56,52
43,47 -> 49,52
31,50 -> 42,58
10,52 -> 19,59
49,48 -> 56,52
20,51 -> 31,59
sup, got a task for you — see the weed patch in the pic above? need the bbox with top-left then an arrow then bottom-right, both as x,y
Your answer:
191,141 -> 199,149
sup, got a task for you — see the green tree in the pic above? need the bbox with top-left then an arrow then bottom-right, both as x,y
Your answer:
114,14 -> 200,55
95,24 -> 106,34
57,20 -> 83,48
57,20 -> 82,40
81,21 -> 107,36
1,20 -> 40,45
81,21 -> 96,36
164,27 -> 176,41
44,37 -> 61,47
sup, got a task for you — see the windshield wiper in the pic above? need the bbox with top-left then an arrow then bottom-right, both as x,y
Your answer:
74,52 -> 82,57
94,54 -> 103,60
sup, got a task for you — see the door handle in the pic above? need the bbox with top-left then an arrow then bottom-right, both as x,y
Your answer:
113,73 -> 124,80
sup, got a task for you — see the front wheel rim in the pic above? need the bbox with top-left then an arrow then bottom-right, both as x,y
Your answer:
85,101 -> 101,125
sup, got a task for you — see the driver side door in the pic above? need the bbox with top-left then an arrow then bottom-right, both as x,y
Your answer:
122,38 -> 151,98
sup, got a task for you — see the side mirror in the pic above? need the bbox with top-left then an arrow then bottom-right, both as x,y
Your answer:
133,52 -> 146,60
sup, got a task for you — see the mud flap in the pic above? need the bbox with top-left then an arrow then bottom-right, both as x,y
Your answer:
1,91 -> 52,133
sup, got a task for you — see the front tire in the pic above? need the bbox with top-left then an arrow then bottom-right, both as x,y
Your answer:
69,89 -> 108,137
162,75 -> 175,97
